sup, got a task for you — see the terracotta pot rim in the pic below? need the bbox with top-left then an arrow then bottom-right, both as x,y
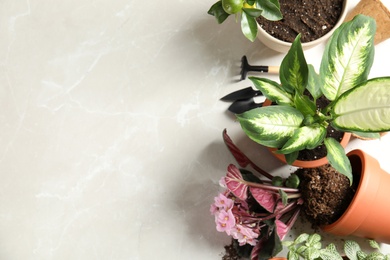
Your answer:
257,0 -> 349,52
269,132 -> 351,168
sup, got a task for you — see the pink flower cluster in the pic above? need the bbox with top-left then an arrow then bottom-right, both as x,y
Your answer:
210,192 -> 259,246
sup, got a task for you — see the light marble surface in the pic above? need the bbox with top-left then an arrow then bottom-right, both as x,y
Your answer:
1,0 -> 390,259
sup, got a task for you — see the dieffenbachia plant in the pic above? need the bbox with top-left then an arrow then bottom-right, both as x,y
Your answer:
207,0 -> 282,41
236,15 -> 390,183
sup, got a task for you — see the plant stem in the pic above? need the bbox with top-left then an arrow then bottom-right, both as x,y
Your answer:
244,180 -> 301,193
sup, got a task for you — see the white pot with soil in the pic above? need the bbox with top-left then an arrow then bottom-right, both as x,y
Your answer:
257,0 -> 349,52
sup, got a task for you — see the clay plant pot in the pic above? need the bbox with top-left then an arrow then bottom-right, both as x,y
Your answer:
263,99 -> 352,168
322,149 -> 390,243
257,0 -> 349,52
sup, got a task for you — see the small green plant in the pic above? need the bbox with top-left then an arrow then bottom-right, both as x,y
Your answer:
207,0 -> 282,41
283,233 -> 390,260
235,15 -> 390,183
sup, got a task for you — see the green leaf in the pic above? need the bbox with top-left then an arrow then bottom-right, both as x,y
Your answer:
277,125 -> 326,154
280,34 -> 308,95
319,248 -> 343,260
326,243 -> 338,253
324,137 -> 352,184
284,151 -> 298,165
320,15 -> 376,101
294,93 -> 317,117
241,12 -> 258,42
307,233 -> 321,246
357,251 -> 368,260
306,247 -> 321,260
249,77 -> 293,105
332,77 -> 390,132
207,1 -> 230,24
285,173 -> 300,189
242,7 -> 263,17
279,189 -> 288,206
295,233 -> 310,244
307,64 -> 322,99
236,106 -> 304,148
368,240 -> 380,250
367,252 -> 385,260
256,0 -> 282,21
344,240 -> 361,260
287,251 -> 300,260
351,131 -> 381,139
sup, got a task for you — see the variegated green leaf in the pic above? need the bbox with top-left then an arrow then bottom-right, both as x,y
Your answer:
324,137 -> 352,184
320,15 -> 376,101
277,125 -> 326,154
307,233 -> 321,246
236,106 -> 304,148
344,240 -> 361,260
307,64 -> 322,99
319,249 -> 343,260
369,240 -> 381,250
332,77 -> 390,132
294,93 -> 316,116
280,34 -> 308,95
366,252 -> 385,260
351,131 -> 380,139
294,233 -> 310,244
249,76 -> 293,105
241,12 -> 257,42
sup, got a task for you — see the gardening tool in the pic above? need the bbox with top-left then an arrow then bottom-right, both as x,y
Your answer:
240,55 -> 279,80
220,86 -> 264,113
226,97 -> 264,114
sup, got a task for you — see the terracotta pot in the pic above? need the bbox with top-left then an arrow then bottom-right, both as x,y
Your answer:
322,149 -> 390,243
257,0 -> 349,52
263,99 -> 352,168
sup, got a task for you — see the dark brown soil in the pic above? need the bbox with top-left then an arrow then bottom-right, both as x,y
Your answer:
296,164 -> 357,226
257,0 -> 344,43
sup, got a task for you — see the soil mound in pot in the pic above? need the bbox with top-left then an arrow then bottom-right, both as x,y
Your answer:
296,164 -> 356,227
257,0 -> 344,43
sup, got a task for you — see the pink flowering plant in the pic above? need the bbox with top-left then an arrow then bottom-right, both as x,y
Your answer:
211,129 -> 303,259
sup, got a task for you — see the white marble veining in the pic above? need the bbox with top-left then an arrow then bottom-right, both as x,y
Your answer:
0,0 -> 390,259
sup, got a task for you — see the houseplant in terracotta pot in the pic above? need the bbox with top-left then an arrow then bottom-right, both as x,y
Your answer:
213,130 -> 390,259
207,0 -> 349,52
235,14 -> 390,181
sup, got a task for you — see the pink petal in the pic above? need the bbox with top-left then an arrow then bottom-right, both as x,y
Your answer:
250,187 -> 277,213
225,164 -> 248,200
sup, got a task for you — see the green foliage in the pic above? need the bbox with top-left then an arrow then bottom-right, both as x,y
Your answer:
284,233 -> 389,260
235,15 -> 390,183
207,0 -> 282,41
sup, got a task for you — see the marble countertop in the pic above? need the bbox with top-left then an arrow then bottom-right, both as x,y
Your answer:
1,0 -> 390,259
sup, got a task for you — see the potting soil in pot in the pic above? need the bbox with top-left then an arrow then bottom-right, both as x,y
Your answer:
257,0 -> 344,43
296,164 -> 357,227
